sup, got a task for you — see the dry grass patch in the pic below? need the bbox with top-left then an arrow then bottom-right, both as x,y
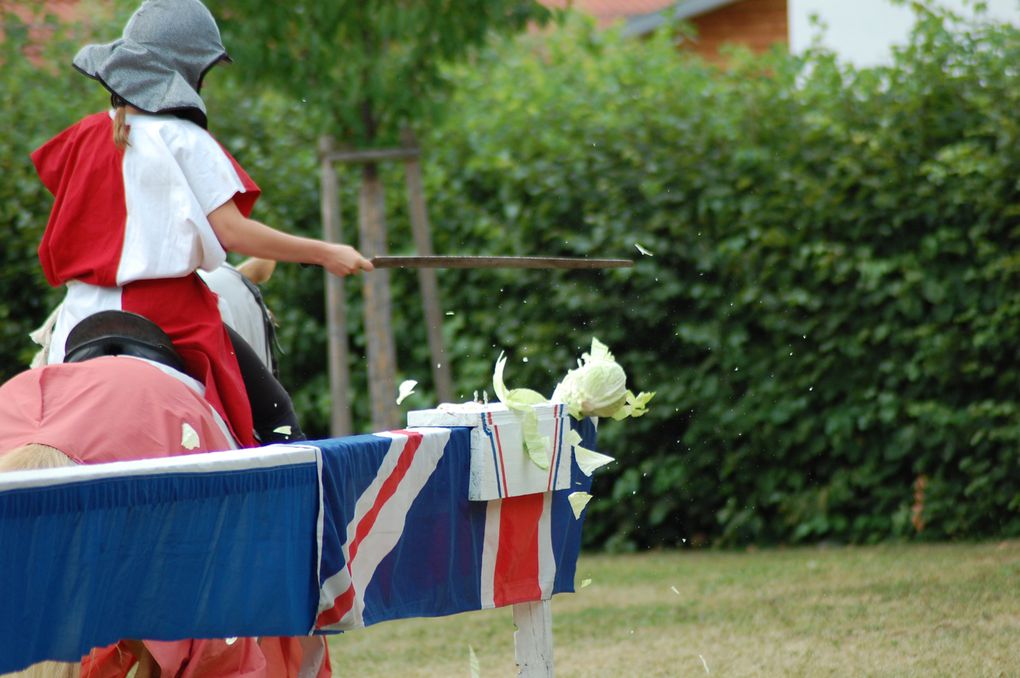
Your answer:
329,540 -> 1020,676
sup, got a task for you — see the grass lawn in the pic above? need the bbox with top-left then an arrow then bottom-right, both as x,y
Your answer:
327,540 -> 1020,677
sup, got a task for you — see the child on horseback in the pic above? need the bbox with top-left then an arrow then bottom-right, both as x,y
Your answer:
30,0 -> 373,448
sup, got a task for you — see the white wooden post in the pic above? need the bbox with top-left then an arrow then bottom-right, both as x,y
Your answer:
513,600 -> 554,677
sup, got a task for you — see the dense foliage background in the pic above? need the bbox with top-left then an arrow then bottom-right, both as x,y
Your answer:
2,4 -> 1017,548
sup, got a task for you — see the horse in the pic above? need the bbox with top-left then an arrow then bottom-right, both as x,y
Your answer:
0,357 -> 241,678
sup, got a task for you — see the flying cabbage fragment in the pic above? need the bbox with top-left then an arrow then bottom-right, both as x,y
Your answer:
568,491 -> 592,519
634,242 -> 654,256
181,422 -> 200,450
469,645 -> 480,678
396,379 -> 418,405
610,389 -> 655,421
564,429 -> 615,476
493,352 -> 552,469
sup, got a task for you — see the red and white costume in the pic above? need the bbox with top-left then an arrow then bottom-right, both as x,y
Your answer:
32,110 -> 260,447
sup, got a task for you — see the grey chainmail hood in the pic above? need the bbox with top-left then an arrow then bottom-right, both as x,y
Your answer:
72,0 -> 231,128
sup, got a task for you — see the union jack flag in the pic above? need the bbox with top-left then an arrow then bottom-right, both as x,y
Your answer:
313,421 -> 594,632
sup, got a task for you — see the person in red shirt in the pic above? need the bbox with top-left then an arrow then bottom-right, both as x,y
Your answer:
32,0 -> 373,447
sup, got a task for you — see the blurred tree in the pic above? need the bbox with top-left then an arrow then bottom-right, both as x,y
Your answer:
215,1 -> 549,146
0,2 -> 116,380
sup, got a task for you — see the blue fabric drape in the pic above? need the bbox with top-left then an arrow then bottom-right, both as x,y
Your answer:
0,463 -> 319,673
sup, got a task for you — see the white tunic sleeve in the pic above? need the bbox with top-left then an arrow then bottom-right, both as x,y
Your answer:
168,123 -> 250,216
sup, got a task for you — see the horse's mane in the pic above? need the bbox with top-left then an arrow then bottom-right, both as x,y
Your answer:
0,662 -> 78,678
0,444 -> 73,472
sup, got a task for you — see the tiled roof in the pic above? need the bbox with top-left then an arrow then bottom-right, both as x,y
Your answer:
541,0 -> 679,25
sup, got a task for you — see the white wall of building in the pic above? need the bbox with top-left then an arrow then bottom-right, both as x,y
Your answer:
789,0 -> 1020,66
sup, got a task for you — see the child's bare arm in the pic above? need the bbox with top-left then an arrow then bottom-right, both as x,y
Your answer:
208,199 -> 373,277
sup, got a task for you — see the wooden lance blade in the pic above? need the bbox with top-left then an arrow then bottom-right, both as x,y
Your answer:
370,255 -> 633,270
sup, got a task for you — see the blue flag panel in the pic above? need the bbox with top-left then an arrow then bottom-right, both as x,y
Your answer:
0,453 -> 320,672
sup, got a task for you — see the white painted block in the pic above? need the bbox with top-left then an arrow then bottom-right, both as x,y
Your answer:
407,402 -> 574,501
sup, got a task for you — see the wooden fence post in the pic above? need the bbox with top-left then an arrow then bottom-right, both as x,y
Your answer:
358,162 -> 401,430
402,129 -> 454,404
318,142 -> 448,432
318,136 -> 353,437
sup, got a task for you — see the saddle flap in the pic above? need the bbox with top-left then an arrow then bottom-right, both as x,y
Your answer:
64,310 -> 186,374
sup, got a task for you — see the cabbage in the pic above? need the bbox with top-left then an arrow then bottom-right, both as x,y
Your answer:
490,339 -> 654,471
554,360 -> 627,418
551,338 -> 654,420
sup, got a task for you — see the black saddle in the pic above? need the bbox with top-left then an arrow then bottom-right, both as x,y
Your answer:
63,310 -> 186,374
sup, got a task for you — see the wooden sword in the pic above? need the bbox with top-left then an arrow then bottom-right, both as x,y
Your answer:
368,255 -> 633,270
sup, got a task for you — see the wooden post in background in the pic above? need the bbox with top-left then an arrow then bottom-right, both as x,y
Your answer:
318,142 -> 450,433
402,129 -> 454,404
358,161 -> 401,431
318,136 -> 353,437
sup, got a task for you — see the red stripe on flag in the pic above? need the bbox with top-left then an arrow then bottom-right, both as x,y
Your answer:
316,579 -> 355,628
493,493 -> 544,607
348,430 -> 423,564
316,430 -> 424,628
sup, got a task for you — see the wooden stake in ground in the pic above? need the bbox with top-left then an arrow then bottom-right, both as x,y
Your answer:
319,141 -> 457,432
318,136 -> 353,437
358,161 -> 401,431
513,600 -> 554,677
403,129 -> 454,404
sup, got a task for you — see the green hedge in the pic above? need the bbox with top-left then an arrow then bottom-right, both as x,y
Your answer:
0,9 -> 109,376
418,9 -> 1020,548
3,6 -> 1018,548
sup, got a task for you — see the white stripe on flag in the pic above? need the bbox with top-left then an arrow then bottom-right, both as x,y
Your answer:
311,447 -> 327,632
537,491 -> 556,598
346,428 -> 450,627
480,499 -> 501,609
316,566 -> 354,629
318,432 -> 423,627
